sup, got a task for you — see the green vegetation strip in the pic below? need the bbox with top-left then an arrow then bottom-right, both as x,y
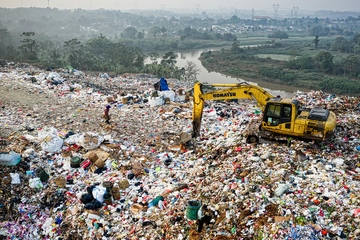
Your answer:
200,39 -> 360,96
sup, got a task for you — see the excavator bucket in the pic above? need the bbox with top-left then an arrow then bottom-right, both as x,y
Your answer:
192,119 -> 201,138
179,132 -> 192,144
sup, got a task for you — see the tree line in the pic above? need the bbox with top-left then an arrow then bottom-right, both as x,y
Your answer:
287,34 -> 360,78
0,31 -> 203,81
122,25 -> 236,42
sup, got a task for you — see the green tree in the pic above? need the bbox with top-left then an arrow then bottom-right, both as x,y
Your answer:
297,56 -> 315,70
214,33 -> 222,40
331,37 -> 351,53
160,27 -> 167,38
314,51 -> 334,73
160,51 -> 177,68
183,26 -> 194,38
0,28 -> 11,44
229,15 -> 240,24
136,31 -> 145,39
148,52 -> 159,63
144,51 -> 182,79
353,33 -> 360,45
354,45 -> 360,54
202,32 -> 212,40
149,26 -> 161,39
287,55 -> 314,70
121,27 -> 138,39
223,33 -> 237,41
37,39 -> 63,67
0,28 -> 14,59
109,42 -> 144,73
19,32 -> 39,61
87,35 -> 113,56
86,35 -> 114,71
169,40 -> 179,49
63,38 -> 85,69
144,62 -> 162,77
313,36 -> 320,49
184,60 -> 200,82
231,39 -> 240,54
341,55 -> 360,77
308,26 -> 329,36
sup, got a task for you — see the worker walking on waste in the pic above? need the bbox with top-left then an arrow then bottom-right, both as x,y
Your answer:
197,204 -> 213,233
103,105 -> 111,124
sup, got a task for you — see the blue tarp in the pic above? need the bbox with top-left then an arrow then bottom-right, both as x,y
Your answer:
159,77 -> 169,91
153,77 -> 170,91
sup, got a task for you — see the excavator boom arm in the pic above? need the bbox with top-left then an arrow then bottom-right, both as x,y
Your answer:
192,82 -> 274,137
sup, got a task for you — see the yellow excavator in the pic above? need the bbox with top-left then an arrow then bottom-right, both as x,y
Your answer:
192,82 -> 337,143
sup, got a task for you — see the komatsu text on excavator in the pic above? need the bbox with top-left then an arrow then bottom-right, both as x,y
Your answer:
192,82 -> 337,143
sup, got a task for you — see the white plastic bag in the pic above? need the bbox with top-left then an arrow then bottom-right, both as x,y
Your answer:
10,173 -> 21,184
29,178 -> 43,189
64,133 -> 82,145
79,132 -> 104,150
38,127 -> 64,153
42,218 -> 54,237
92,185 -> 106,203
274,183 -> 290,196
159,90 -> 175,101
148,97 -> 164,107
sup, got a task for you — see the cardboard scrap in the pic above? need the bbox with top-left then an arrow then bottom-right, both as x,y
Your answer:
82,149 -> 110,162
274,216 -> 291,223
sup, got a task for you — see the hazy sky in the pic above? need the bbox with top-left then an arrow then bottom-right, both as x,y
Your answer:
0,0 -> 359,12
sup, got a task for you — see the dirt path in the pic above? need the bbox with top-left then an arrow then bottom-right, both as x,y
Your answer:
0,75 -> 104,138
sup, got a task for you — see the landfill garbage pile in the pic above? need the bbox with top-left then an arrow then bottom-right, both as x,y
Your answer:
0,63 -> 360,240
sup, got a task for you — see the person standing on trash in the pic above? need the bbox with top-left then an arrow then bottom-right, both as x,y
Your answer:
103,105 -> 111,124
197,204 -> 213,233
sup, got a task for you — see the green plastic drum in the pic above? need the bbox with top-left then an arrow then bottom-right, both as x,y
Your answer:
70,156 -> 81,168
186,200 -> 201,220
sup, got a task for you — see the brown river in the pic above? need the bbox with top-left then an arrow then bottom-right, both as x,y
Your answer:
173,48 -> 312,98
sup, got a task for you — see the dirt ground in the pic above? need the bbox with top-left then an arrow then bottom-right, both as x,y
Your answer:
0,75 -> 105,138
0,78 -> 54,107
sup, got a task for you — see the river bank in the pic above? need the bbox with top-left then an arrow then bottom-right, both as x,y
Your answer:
197,45 -> 360,97
163,48 -> 311,98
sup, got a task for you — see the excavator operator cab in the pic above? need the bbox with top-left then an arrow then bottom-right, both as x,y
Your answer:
263,100 -> 293,128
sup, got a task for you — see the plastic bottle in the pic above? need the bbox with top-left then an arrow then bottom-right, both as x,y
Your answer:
148,196 -> 164,208
0,151 -> 21,166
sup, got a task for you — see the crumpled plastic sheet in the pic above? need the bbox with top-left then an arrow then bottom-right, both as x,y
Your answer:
285,226 -> 319,240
